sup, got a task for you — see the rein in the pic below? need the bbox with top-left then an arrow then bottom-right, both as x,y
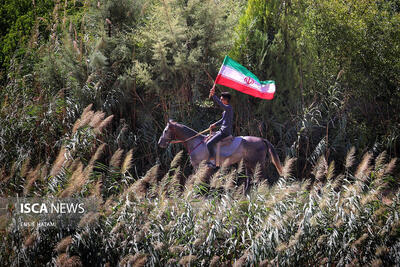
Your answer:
169,127 -> 211,144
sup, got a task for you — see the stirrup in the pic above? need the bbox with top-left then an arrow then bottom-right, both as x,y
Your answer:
206,161 -> 217,169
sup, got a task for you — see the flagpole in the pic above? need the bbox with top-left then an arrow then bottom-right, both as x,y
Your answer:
209,81 -> 216,99
203,68 -> 217,99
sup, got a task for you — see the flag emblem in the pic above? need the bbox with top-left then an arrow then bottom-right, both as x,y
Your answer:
244,76 -> 255,85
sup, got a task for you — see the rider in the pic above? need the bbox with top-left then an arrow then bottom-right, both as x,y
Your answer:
206,85 -> 234,168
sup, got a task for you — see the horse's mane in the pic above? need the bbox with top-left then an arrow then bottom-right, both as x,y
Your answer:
173,122 -> 204,137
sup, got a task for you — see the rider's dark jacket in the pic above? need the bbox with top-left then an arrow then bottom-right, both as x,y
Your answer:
212,95 -> 233,136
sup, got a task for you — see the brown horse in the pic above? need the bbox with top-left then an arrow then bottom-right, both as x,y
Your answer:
158,120 -> 282,183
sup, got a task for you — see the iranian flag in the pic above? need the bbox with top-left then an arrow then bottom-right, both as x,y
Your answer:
215,56 -> 275,100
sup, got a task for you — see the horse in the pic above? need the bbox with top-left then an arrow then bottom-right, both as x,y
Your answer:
158,120 -> 282,186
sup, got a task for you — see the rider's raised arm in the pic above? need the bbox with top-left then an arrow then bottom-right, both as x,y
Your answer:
212,94 -> 229,110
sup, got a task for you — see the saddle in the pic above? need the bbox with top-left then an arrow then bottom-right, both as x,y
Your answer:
205,133 -> 234,145
206,133 -> 243,167
219,135 -> 234,146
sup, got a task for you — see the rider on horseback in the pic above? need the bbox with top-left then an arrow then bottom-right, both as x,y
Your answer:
206,85 -> 234,168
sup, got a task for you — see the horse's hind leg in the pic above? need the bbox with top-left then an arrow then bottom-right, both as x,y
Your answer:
243,161 -> 258,194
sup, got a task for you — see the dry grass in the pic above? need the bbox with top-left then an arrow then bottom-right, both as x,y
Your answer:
91,179 -> 102,197
88,111 -> 105,128
20,157 -> 31,178
59,255 -> 82,267
23,164 -> 42,196
210,256 -> 221,267
55,236 -> 73,254
3,104 -> 400,267
50,146 -> 67,177
89,143 -> 106,166
313,155 -> 328,181
126,165 -> 160,200
345,146 -> 356,169
282,157 -> 296,179
179,255 -> 197,266
23,232 -> 37,248
355,152 -> 373,180
60,162 -> 86,197
121,149 -> 133,174
78,212 -> 100,228
326,160 -> 335,181
95,115 -> 114,134
170,150 -> 183,169
110,148 -> 124,168
72,105 -> 113,136
119,253 -> 147,267
384,158 -> 397,175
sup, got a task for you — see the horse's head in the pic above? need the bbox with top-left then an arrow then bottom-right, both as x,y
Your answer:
158,120 -> 176,148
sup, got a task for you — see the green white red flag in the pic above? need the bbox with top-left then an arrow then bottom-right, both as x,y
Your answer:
215,56 -> 275,100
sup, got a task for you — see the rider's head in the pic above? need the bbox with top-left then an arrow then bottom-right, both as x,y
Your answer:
220,92 -> 231,104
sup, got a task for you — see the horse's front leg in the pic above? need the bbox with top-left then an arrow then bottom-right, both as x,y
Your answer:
189,155 -> 201,171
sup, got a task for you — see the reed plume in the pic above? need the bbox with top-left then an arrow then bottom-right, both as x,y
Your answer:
210,172 -> 222,188
78,211 -> 100,228
326,161 -> 335,181
121,149 -> 133,174
60,162 -> 84,197
210,256 -> 221,267
375,151 -> 387,170
119,253 -> 147,267
23,232 -> 37,248
313,156 -> 327,181
127,165 -> 159,200
23,164 -> 41,196
193,164 -> 212,186
170,150 -> 183,169
253,163 -> 263,184
78,110 -> 94,130
50,146 -> 67,177
91,179 -> 102,197
89,143 -> 106,166
20,157 -> 31,178
179,255 -> 197,266
89,111 -> 105,128
355,152 -> 372,180
384,158 -> 397,175
345,146 -> 356,169
282,157 -> 296,179
95,114 -> 114,134
110,148 -> 124,168
233,252 -> 248,267
56,253 -> 68,267
63,256 -> 82,267
224,169 -> 237,191
55,236 -> 72,253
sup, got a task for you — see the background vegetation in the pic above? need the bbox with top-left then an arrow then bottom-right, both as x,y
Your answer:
0,0 -> 399,265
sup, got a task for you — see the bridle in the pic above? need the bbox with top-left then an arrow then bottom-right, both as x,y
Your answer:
162,124 -> 212,154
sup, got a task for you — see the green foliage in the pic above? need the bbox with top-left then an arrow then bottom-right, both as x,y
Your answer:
133,0 -> 243,110
0,0 -> 54,70
302,0 -> 400,150
230,0 -> 400,177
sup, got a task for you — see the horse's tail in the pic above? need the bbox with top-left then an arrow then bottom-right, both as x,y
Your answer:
263,139 -> 282,176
